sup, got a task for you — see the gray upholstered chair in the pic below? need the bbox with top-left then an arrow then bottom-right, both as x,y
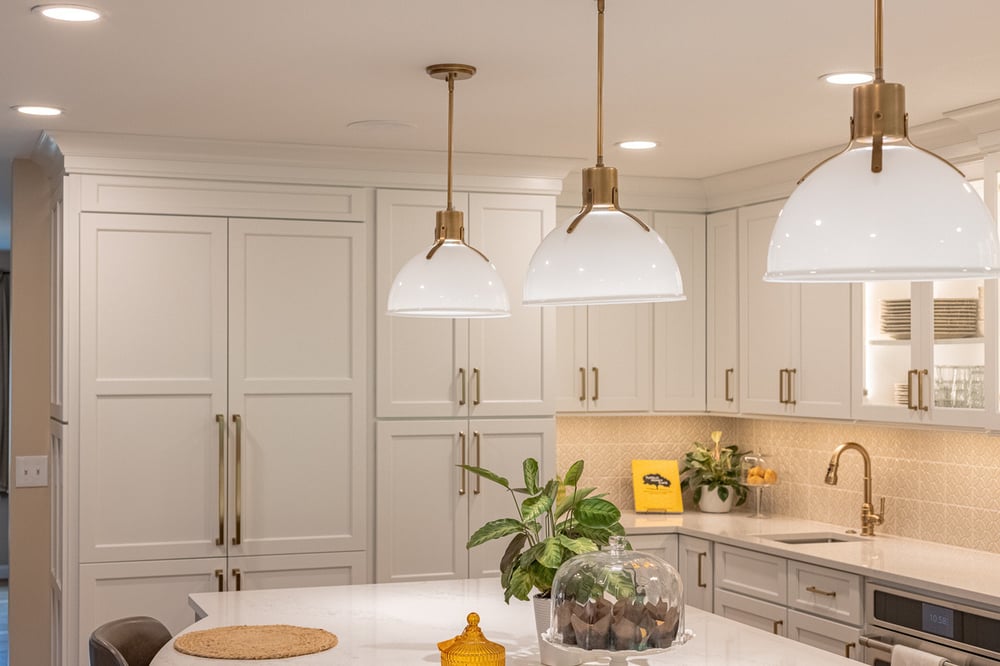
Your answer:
89,616 -> 172,666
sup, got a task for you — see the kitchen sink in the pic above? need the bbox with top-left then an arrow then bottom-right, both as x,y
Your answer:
758,532 -> 865,544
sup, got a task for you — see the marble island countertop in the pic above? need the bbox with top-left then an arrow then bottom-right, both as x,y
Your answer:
622,510 -> 1000,609
151,578 -> 857,665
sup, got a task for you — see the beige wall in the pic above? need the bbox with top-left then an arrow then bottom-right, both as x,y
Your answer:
10,159 -> 52,666
557,414 -> 1000,554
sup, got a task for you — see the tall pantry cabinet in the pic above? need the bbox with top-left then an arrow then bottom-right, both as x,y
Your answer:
53,171 -> 369,663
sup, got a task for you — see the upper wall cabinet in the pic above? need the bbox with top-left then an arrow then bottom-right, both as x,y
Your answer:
652,211 -> 706,412
739,201 -> 852,419
376,189 -> 556,419
706,210 -> 740,413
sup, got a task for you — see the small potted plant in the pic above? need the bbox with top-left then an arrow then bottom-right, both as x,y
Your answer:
680,431 -> 748,513
461,458 -> 625,665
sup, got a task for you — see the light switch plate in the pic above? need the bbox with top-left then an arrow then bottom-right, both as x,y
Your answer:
15,455 -> 48,487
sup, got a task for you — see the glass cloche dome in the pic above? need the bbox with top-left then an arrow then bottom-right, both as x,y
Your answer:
545,536 -> 690,656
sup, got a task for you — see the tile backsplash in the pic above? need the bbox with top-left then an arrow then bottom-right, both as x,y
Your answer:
557,415 -> 1000,554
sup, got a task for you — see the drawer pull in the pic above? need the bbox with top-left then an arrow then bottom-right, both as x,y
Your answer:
806,585 -> 837,598
844,642 -> 855,658
772,619 -> 783,635
696,552 -> 707,588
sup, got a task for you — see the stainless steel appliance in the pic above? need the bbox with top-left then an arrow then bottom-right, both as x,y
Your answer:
862,582 -> 1000,665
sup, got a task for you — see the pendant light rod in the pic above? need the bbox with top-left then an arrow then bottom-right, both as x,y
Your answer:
596,0 -> 605,167
873,0 -> 884,83
446,71 -> 455,210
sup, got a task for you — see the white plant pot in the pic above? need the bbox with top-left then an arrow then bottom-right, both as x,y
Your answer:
697,486 -> 734,513
533,595 -> 581,666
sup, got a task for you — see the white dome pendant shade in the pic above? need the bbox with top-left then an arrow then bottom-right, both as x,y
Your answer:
387,63 -> 510,318
522,0 -> 685,306
765,0 -> 1000,283
523,167 -> 685,305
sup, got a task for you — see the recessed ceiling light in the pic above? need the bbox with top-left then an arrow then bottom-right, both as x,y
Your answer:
616,140 -> 658,150
820,72 -> 874,86
12,105 -> 64,116
32,4 -> 102,22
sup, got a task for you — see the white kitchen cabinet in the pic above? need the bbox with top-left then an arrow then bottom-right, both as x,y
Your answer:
627,533 -> 679,571
226,552 -> 367,591
786,610 -> 861,661
714,542 -> 787,606
653,212 -> 706,412
787,560 -> 862,626
706,209 -> 740,412
376,189 -> 556,419
678,536 -> 714,612
375,418 -> 555,583
714,588 -> 788,637
739,200 -> 852,418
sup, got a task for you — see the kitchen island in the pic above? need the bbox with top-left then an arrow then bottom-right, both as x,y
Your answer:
151,578 -> 857,665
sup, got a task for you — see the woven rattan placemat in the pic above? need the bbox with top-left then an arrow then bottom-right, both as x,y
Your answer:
173,624 -> 338,660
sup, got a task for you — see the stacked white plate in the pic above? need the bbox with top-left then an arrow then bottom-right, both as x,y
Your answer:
879,298 -> 980,340
893,382 -> 910,406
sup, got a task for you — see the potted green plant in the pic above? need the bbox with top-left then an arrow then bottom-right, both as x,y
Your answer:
680,431 -> 748,513
461,457 -> 625,602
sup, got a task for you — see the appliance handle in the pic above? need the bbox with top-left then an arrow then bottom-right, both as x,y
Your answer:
858,636 -> 960,666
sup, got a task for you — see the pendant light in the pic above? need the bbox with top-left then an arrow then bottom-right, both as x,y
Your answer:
522,0 -> 684,306
765,0 -> 1000,282
387,64 -> 510,318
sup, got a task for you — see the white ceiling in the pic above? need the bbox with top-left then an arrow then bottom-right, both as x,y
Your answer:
4,0 -> 1000,249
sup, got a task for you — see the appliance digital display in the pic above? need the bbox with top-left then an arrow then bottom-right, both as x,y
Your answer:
922,602 -> 955,639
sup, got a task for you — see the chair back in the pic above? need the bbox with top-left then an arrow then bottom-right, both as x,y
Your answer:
89,616 -> 172,666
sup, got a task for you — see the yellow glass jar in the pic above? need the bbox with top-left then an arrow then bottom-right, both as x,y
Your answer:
437,612 -> 505,666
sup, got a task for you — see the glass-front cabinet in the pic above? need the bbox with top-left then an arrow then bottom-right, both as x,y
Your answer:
854,158 -> 998,428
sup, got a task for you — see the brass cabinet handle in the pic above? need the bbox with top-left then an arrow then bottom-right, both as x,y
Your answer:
214,569 -> 224,592
778,369 -> 787,404
473,431 -> 481,495
844,642 -> 855,658
907,369 -> 918,410
458,368 -> 466,406
918,369 -> 929,411
806,585 -> 837,597
579,367 -> 586,402
696,552 -> 707,588
772,619 -> 783,635
592,367 -> 599,401
458,432 -> 467,496
724,368 -> 734,402
231,414 -> 242,546
788,369 -> 797,405
232,568 -> 242,591
473,368 -> 481,406
215,414 -> 225,547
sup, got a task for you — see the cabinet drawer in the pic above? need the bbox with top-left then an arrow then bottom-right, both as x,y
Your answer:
786,609 -> 861,661
788,560 -> 862,625
714,588 -> 787,637
715,543 -> 787,604
628,533 -> 679,570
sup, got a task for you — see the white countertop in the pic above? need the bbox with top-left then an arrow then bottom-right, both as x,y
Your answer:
151,578 -> 857,665
622,510 -> 1000,609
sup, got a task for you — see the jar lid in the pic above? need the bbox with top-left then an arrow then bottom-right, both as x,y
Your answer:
438,612 -> 506,665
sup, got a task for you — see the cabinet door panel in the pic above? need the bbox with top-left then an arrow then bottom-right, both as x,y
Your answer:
653,212 -> 706,412
376,421 -> 469,583
627,534 -> 679,570
79,213 -> 228,562
707,210 -> 740,412
795,283 -> 852,418
468,194 -> 556,417
468,419 -> 555,578
786,610 -> 861,660
714,543 -> 787,604
714,588 -> 788,637
555,307 -> 588,412
228,552 -> 367,591
740,201 -> 793,415
587,304 -> 652,411
78,558 -> 226,662
376,190 -> 469,418
229,218 -> 366,556
679,536 -> 713,612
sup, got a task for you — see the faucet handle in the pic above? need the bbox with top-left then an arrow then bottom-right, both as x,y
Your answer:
876,496 -> 886,525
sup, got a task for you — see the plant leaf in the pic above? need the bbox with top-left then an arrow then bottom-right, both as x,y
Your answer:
459,464 -> 509,489
506,567 -> 533,603
467,518 -> 524,548
500,533 -> 527,583
558,534 -> 598,555
535,537 -> 565,568
523,458 -> 540,495
562,460 -> 584,487
553,487 -> 596,519
521,493 -> 554,523
575,497 -> 621,527
527,560 -> 556,597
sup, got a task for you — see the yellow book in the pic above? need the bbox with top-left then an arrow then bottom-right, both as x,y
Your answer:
631,460 -> 684,513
